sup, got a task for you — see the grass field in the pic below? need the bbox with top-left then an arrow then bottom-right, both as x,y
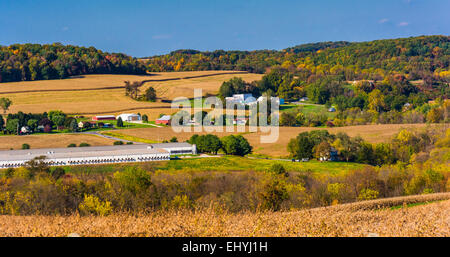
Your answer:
109,123 -> 437,157
280,103 -> 335,118
1,193 -> 448,237
0,71 -> 262,119
52,155 -> 365,175
0,133 -> 116,150
156,156 -> 367,174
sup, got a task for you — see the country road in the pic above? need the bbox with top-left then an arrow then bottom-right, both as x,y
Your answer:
83,131 -> 142,144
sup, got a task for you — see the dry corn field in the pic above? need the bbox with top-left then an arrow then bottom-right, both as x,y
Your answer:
110,123 -> 437,157
0,71 -> 262,117
1,193 -> 449,237
0,133 -> 115,150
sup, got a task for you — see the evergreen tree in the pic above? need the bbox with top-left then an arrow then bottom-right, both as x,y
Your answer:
117,117 -> 124,127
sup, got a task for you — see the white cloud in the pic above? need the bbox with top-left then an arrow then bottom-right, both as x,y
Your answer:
379,18 -> 389,24
62,27 -> 69,32
398,22 -> 409,26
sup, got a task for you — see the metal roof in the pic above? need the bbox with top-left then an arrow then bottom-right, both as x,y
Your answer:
157,115 -> 171,121
149,142 -> 193,148
0,144 -> 168,162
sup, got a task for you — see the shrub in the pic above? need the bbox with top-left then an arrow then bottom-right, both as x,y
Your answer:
78,194 -> 112,216
67,143 -> 77,148
113,167 -> 152,195
358,188 -> 379,201
4,168 -> 15,178
259,177 -> 289,211
126,142 -> 133,145
268,163 -> 289,177
50,167 -> 65,180
327,183 -> 347,204
170,195 -> 193,209
21,143 -> 30,150
79,143 -> 90,147
113,141 -> 124,145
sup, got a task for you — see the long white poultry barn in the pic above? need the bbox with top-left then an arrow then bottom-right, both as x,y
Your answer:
0,143 -> 196,168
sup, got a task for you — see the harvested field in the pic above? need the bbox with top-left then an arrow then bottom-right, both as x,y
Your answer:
0,71 -> 262,115
0,134 -> 115,150
111,123 -> 438,157
1,193 -> 448,237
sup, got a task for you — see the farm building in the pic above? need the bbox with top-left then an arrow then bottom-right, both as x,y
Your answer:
0,142 -> 197,168
256,96 -> 284,105
156,115 -> 171,125
233,118 -> 248,125
92,115 -> 116,121
148,142 -> 197,155
117,113 -> 141,122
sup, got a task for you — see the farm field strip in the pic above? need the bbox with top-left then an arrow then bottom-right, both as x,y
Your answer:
1,195 -> 448,237
110,123 -> 437,157
0,71 -> 250,94
0,133 -> 116,150
1,71 -> 262,115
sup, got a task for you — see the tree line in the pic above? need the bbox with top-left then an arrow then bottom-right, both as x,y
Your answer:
0,43 -> 146,83
187,134 -> 252,156
145,35 -> 449,82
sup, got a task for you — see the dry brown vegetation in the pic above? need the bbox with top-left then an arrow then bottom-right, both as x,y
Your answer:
0,134 -> 115,150
0,71 -> 262,117
111,123 -> 437,157
1,193 -> 448,237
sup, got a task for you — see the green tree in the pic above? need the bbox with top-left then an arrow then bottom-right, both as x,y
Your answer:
52,115 -> 66,130
145,87 -> 157,102
5,118 -> 19,134
0,98 -> 12,114
204,134 -> 222,154
27,119 -> 38,132
287,132 -> 314,159
69,119 -> 78,132
0,114 -> 4,132
221,135 -> 252,156
117,117 -> 124,127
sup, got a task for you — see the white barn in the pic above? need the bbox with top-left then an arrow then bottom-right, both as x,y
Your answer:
117,113 -> 141,122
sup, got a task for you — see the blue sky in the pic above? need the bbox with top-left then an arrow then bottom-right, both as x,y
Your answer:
1,0 -> 449,57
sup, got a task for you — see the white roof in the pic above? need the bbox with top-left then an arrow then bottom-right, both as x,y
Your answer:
157,115 -> 171,121
0,144 -> 168,162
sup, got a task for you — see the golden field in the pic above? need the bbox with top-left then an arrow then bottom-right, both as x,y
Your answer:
1,193 -> 448,237
0,71 -> 262,117
0,124 -> 439,155
0,134 -> 115,150
109,123 -> 438,157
